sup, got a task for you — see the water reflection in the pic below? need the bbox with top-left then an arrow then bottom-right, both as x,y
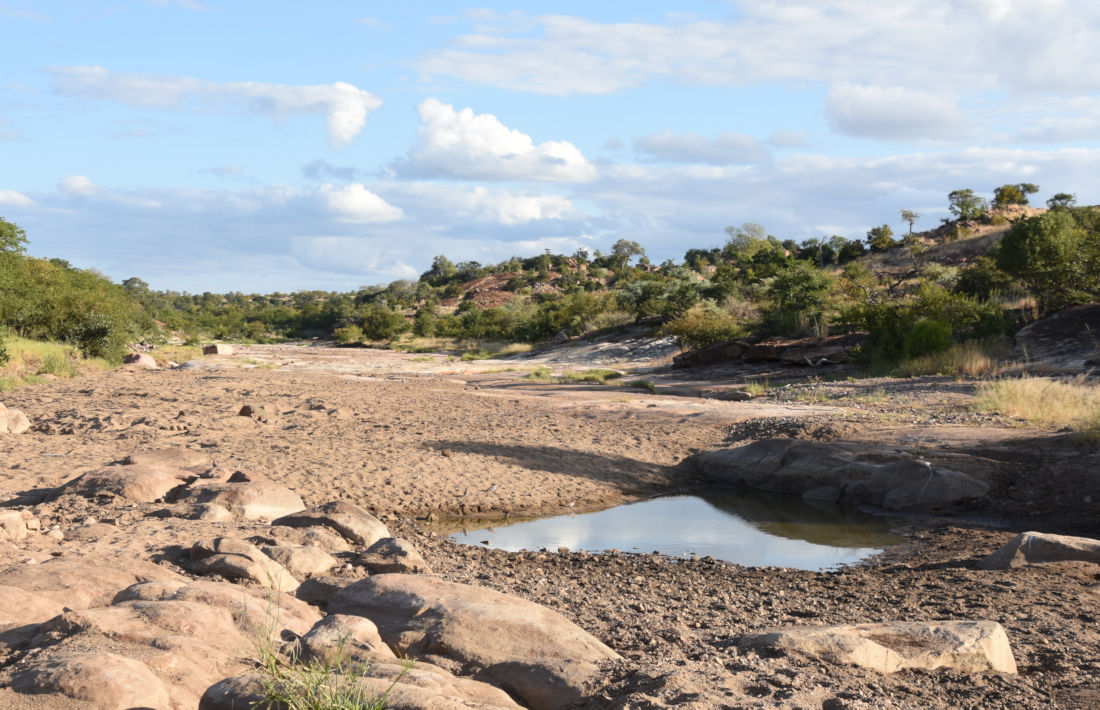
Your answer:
445,489 -> 901,570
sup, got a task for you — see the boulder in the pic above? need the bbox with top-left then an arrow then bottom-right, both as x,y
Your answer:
0,556 -> 186,610
175,470 -> 304,520
122,352 -> 158,369
0,510 -> 30,542
295,575 -> 352,606
697,438 -> 989,510
738,621 -> 1017,675
977,531 -> 1100,570
203,343 -> 235,356
1013,304 -> 1100,365
0,402 -> 31,434
12,652 -> 173,708
125,446 -> 211,470
262,544 -> 338,577
299,613 -> 398,664
356,537 -> 431,574
274,500 -> 390,547
238,403 -> 278,424
330,573 -> 620,710
191,537 -> 300,592
191,502 -> 235,522
59,464 -> 192,503
672,340 -> 747,369
0,585 -> 66,627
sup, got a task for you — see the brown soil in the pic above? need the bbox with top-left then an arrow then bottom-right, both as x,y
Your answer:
2,343 -> 1098,708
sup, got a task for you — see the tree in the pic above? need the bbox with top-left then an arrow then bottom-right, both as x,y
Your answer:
421,255 -> 456,285
609,239 -> 645,270
996,210 -> 1097,315
899,210 -> 920,237
0,217 -> 27,255
1046,192 -> 1077,210
947,189 -> 987,221
993,183 -> 1039,208
866,224 -> 896,252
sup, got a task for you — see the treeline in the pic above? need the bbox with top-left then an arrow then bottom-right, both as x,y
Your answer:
2,183 -> 1099,367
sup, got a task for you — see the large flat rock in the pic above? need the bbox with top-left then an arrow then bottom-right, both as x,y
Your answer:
175,470 -> 304,520
697,438 -> 989,510
59,464 -> 192,503
977,531 -> 1100,569
330,573 -> 619,710
274,500 -> 390,546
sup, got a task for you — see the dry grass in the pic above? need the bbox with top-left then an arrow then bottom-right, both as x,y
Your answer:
895,342 -> 1003,378
0,336 -> 111,389
391,337 -> 532,358
972,375 -> 1100,440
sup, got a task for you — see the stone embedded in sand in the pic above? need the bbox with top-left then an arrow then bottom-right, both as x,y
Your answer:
977,531 -> 1100,570
203,343 -> 235,356
191,502 -> 235,522
238,402 -> 278,423
697,438 -> 989,510
123,352 -> 158,369
0,510 -> 30,542
0,556 -> 186,610
59,463 -> 192,503
329,573 -> 620,710
274,500 -> 390,547
356,536 -> 431,574
12,652 -> 173,708
191,536 -> 300,591
262,544 -> 338,577
299,613 -> 398,665
0,402 -> 31,434
125,446 -> 212,470
175,470 -> 305,520
738,620 -> 1017,675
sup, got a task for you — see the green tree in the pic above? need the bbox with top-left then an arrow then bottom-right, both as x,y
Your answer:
765,261 -> 833,334
899,209 -> 920,236
609,239 -> 645,270
947,189 -> 987,221
0,217 -> 27,255
1046,192 -> 1076,210
997,210 -> 1097,314
359,303 -> 409,340
992,183 -> 1039,208
866,224 -> 896,252
421,255 -> 456,286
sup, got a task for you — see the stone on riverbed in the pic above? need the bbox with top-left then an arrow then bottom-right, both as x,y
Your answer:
738,620 -> 1017,674
977,531 -> 1100,569
59,464 -> 192,503
697,438 -> 989,510
329,573 -> 620,710
274,500 -> 390,547
356,536 -> 431,574
125,446 -> 212,470
190,537 -> 300,591
175,469 -> 305,520
0,402 -> 31,434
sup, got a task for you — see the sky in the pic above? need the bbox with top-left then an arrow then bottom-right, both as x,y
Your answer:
2,1 -> 1099,293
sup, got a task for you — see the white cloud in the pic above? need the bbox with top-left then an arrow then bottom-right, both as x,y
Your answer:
766,130 -> 809,149
0,189 -> 33,206
389,183 -> 577,225
393,98 -> 597,182
633,130 -> 771,164
826,84 -> 967,140
49,67 -> 382,147
59,174 -> 100,195
321,183 -> 404,223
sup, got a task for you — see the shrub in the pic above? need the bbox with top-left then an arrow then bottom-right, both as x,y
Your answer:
0,332 -> 9,367
661,304 -> 747,350
903,319 -> 954,359
359,304 -> 409,341
334,325 -> 364,345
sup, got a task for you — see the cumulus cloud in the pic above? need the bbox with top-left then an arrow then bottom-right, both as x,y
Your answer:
59,174 -> 100,195
49,66 -> 382,147
826,84 -> 967,140
633,130 -> 771,164
0,189 -> 33,206
389,183 -> 577,225
321,183 -> 404,223
393,98 -> 596,182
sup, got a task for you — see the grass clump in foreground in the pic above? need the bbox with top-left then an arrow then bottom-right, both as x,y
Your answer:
972,375 -> 1100,440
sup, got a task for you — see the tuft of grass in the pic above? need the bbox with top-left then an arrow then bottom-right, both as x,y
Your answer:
525,366 -> 554,381
624,378 -> 656,394
895,341 -> 1000,378
744,378 -> 769,397
560,368 -> 623,384
0,336 -> 110,388
409,356 -> 434,362
972,375 -> 1100,440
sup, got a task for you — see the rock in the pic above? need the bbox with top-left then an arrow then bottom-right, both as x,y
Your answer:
356,537 -> 431,574
0,557 -> 186,609
330,573 -> 620,710
0,585 -> 66,627
977,531 -> 1100,569
274,500 -> 390,547
738,620 -> 1017,674
59,464 -> 192,503
191,537 -> 300,592
238,403 -> 278,424
125,446 -> 212,470
697,438 -> 989,510
0,402 -> 31,434
296,575 -> 352,607
262,544 -> 338,577
203,343 -> 235,356
0,510 -> 29,542
1014,304 -> 1100,365
175,470 -> 305,520
742,341 -> 781,362
12,652 -> 173,708
299,613 -> 398,664
122,352 -> 158,369
672,339 -> 747,368
191,502 -> 235,522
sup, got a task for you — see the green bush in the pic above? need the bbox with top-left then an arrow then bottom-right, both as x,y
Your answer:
359,304 -> 409,341
661,305 -> 747,350
334,324 -> 364,344
903,319 -> 954,359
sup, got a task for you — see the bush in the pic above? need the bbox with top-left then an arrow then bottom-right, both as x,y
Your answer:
359,304 -> 409,341
334,324 -> 364,344
0,332 -> 9,367
902,319 -> 954,359
661,304 -> 747,350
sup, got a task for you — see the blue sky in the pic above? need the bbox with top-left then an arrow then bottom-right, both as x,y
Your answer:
2,1 -> 1099,292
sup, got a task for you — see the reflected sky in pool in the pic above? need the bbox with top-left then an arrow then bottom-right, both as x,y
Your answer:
446,489 -> 902,570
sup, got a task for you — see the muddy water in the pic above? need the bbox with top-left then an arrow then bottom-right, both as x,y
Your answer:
446,489 -> 903,570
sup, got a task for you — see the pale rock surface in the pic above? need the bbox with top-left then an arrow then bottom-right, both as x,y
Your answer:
203,343 -> 235,355
0,556 -> 186,609
125,446 -> 212,470
262,543 -> 338,577
191,536 -> 300,591
274,499 -> 390,546
12,652 -> 173,709
0,510 -> 30,542
122,352 -> 158,369
0,402 -> 31,434
738,620 -> 1017,674
59,463 -> 192,503
330,573 -> 620,710
190,502 -> 235,522
697,438 -> 989,510
175,469 -> 304,520
356,536 -> 431,574
299,613 -> 398,664
977,531 -> 1100,569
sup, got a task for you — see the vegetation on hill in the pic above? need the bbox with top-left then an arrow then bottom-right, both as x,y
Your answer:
2,183 -> 1098,372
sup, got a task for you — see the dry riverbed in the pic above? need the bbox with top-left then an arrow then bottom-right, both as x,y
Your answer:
1,342 -> 1098,708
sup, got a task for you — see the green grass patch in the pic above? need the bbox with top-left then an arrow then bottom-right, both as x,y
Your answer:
744,378 -> 769,397
560,368 -> 623,384
0,336 -> 111,389
525,366 -> 554,381
624,378 -> 656,393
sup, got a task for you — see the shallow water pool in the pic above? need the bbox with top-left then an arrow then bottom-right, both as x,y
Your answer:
446,489 -> 902,570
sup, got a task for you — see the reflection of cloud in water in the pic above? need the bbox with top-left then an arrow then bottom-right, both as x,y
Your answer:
449,492 -> 900,571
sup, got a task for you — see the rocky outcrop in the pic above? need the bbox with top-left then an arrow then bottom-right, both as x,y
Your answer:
125,446 -> 212,470
329,573 -> 620,710
672,340 -> 747,368
697,438 -> 989,510
0,509 -> 40,542
356,537 -> 431,574
0,402 -> 30,434
190,537 -> 300,591
1013,304 -> 1100,366
12,652 -> 174,708
977,531 -> 1100,569
274,500 -> 390,547
175,468 -> 304,520
58,463 -> 192,503
738,621 -> 1017,674
675,333 -> 867,368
